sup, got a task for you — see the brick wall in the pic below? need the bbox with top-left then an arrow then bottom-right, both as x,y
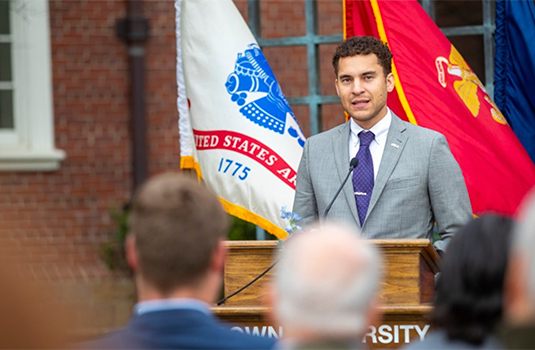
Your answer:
1,0 -> 130,281
0,0 -> 343,338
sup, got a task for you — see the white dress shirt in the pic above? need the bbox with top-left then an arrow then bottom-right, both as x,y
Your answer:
349,109 -> 392,180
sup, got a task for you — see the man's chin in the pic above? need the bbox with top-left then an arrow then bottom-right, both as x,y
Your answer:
349,114 -> 373,124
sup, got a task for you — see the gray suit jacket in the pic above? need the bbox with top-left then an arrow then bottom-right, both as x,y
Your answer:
293,115 -> 472,252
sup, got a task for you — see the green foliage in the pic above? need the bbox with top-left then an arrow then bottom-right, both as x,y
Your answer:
99,204 -> 132,275
99,206 -> 271,273
227,215 -> 257,240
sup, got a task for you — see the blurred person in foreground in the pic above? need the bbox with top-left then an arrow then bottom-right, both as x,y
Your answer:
501,189 -> 535,349
270,223 -> 382,349
403,214 -> 513,350
83,173 -> 275,349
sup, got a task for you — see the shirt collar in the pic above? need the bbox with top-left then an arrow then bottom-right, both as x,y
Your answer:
350,108 -> 392,146
134,298 -> 211,316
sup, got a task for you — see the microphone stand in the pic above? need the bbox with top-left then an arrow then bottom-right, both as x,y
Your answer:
216,157 -> 358,306
217,258 -> 279,306
323,157 -> 359,220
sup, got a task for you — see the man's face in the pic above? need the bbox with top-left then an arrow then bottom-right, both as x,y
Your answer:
335,54 -> 395,129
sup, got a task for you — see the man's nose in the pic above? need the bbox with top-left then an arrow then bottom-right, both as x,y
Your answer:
351,80 -> 365,94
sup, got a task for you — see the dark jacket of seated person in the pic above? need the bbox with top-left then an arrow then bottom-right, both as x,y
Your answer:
403,214 -> 513,350
82,299 -> 274,349
77,173 -> 275,350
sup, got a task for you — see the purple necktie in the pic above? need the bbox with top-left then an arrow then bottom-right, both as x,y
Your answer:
352,131 -> 375,226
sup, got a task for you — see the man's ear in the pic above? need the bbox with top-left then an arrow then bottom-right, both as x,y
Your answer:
211,239 -> 227,274
263,281 -> 278,325
335,79 -> 340,96
386,73 -> 395,93
125,234 -> 139,272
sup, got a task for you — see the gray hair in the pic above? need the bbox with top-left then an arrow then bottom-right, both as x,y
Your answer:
273,223 -> 382,339
513,189 -> 535,309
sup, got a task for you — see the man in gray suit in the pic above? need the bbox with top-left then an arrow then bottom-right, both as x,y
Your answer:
293,36 -> 472,253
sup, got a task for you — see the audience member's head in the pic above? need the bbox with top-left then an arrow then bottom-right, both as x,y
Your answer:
126,172 -> 230,301
504,189 -> 535,324
271,223 -> 382,345
433,214 -> 513,345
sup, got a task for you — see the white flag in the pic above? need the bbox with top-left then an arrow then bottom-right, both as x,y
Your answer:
175,0 -> 306,239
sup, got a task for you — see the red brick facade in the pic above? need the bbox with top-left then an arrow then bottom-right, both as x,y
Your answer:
0,0 -> 346,335
0,0 -> 346,279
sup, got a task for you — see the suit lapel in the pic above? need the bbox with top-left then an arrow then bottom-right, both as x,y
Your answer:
332,122 -> 360,226
366,115 -> 408,220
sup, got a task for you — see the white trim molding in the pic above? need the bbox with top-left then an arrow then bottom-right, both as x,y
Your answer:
0,0 -> 65,171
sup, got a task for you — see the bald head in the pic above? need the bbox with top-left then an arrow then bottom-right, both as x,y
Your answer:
273,223 -> 382,340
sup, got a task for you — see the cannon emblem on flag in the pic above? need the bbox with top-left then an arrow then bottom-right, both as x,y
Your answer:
225,44 -> 305,147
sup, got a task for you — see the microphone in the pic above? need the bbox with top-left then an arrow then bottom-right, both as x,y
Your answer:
322,157 -> 359,220
217,157 -> 359,306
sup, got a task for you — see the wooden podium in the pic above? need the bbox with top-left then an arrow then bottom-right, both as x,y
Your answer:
213,239 -> 440,349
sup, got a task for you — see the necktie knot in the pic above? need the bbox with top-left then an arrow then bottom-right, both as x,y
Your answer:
359,131 -> 375,147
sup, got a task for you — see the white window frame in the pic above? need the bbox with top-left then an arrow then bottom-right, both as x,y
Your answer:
0,0 -> 65,171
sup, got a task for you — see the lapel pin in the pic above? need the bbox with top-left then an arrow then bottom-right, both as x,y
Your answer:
391,143 -> 400,149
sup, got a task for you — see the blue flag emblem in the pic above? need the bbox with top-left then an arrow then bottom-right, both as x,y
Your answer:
226,44 -> 304,147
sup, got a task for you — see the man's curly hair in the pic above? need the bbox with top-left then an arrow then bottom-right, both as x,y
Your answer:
332,36 -> 393,77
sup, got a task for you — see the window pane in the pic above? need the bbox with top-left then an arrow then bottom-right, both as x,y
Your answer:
290,104 -> 310,137
260,0 -> 306,38
0,43 -> 12,81
321,103 -> 345,133
319,43 -> 338,96
262,46 -> 308,98
317,0 -> 343,36
435,0 -> 483,27
0,89 -> 14,129
0,0 -> 9,35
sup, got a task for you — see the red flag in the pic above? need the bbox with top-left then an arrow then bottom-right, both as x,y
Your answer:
344,0 -> 535,216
